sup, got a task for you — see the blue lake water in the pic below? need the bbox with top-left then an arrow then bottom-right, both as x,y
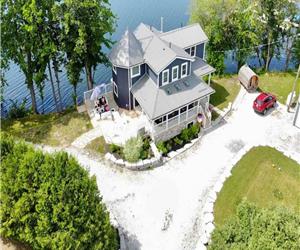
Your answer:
1,0 -> 296,115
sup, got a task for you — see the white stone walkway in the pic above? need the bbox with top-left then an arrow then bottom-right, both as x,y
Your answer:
71,127 -> 103,149
39,89 -> 300,250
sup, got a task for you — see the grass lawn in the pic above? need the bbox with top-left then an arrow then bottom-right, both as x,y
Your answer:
258,72 -> 300,104
84,136 -> 108,155
210,75 -> 241,110
1,108 -> 92,147
214,146 -> 300,226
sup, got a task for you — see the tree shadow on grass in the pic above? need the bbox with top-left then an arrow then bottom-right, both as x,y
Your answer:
210,80 -> 230,108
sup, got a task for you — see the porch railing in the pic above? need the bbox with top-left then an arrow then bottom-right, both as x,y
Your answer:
153,106 -> 198,136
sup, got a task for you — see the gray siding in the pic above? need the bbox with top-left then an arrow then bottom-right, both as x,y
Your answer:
131,63 -> 146,85
112,67 -> 130,109
196,43 -> 205,59
147,64 -> 158,85
158,58 -> 191,86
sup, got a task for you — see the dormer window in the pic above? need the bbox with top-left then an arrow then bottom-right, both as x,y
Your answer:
172,66 -> 179,82
181,63 -> 188,78
131,65 -> 140,78
190,46 -> 196,57
162,69 -> 169,85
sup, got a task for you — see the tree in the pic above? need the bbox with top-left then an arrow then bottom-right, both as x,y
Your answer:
0,133 -> 119,249
256,0 -> 289,71
1,0 -> 49,114
224,0 -> 260,71
60,0 -> 115,90
209,201 -> 300,249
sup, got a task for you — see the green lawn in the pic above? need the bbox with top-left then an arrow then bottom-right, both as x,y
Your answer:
258,72 -> 300,104
214,146 -> 300,226
210,75 -> 241,110
84,136 -> 108,155
1,108 -> 92,147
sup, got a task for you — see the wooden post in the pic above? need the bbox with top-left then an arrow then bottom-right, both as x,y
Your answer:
287,64 -> 300,112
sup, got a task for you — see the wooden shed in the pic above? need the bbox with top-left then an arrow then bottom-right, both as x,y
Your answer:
238,65 -> 259,90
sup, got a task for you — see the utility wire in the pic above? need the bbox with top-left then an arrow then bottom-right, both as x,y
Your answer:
211,34 -> 299,53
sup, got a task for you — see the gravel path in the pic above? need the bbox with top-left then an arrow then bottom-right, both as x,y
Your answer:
39,89 -> 300,250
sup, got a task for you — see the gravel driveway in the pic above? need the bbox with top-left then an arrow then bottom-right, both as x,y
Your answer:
42,89 -> 300,250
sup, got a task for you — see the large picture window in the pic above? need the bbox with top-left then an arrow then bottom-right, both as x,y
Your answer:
181,63 -> 188,77
172,66 -> 179,81
131,65 -> 140,78
162,69 -> 169,85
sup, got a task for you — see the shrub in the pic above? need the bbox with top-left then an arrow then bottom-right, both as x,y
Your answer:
8,98 -> 31,119
156,141 -> 168,155
0,134 -> 119,250
209,201 -> 300,250
173,136 -> 183,146
188,124 -> 200,139
180,127 -> 190,143
123,136 -> 143,162
109,143 -> 122,153
140,137 -> 151,160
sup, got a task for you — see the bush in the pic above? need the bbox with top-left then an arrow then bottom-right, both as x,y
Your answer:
209,201 -> 300,250
140,137 -> 151,160
123,136 -> 143,163
0,133 -> 119,250
109,143 -> 122,153
180,127 -> 190,143
173,137 -> 183,146
8,98 -> 31,119
156,141 -> 168,155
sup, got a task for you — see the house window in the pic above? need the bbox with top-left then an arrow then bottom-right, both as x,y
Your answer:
113,81 -> 118,97
162,69 -> 169,85
112,65 -> 117,74
190,46 -> 196,57
188,102 -> 195,110
172,66 -> 179,81
168,110 -> 179,120
154,116 -> 166,125
180,106 -> 187,114
181,63 -> 188,78
131,65 -> 140,78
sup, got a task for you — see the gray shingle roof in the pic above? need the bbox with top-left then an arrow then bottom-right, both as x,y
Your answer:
108,29 -> 144,67
131,74 -> 215,120
192,57 -> 216,77
160,23 -> 208,48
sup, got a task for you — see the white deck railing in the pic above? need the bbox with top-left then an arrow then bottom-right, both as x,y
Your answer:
153,106 -> 198,136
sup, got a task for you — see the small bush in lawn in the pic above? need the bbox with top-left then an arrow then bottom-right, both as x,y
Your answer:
123,136 -> 143,162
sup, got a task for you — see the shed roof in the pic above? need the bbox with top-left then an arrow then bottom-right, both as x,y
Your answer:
108,29 -> 144,67
238,64 -> 257,85
159,23 -> 208,48
131,74 -> 215,120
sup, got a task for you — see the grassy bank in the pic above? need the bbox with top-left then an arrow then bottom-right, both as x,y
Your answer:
214,146 -> 300,226
1,108 -> 92,147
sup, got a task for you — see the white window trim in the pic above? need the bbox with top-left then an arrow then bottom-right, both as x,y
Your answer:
131,65 -> 141,78
181,62 -> 188,78
190,46 -> 196,57
112,65 -> 117,74
172,66 -> 179,82
162,69 -> 169,85
113,81 -> 118,97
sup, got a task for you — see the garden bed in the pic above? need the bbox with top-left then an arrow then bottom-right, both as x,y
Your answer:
156,123 -> 201,156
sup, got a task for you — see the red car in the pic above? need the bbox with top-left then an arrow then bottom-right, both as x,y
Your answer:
253,92 -> 277,115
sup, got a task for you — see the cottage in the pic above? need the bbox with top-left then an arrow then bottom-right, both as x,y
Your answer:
108,23 -> 216,142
